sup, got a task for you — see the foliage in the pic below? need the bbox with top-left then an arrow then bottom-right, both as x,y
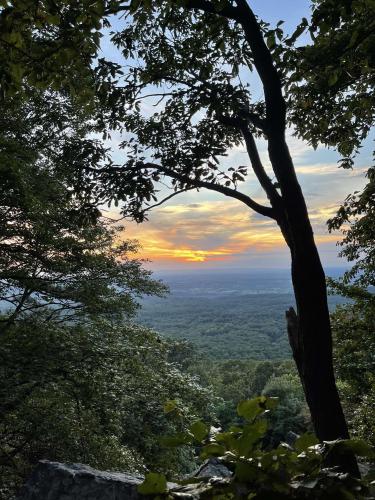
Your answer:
327,149 -> 375,450
0,91 -> 165,330
1,0 -> 373,493
191,358 -> 310,444
0,80 -> 215,499
0,318 -> 214,498
139,291 -> 347,359
66,0 -> 283,222
332,298 -> 375,448
328,165 -> 375,292
333,300 -> 375,396
262,373 -> 308,446
0,0 -> 107,99
287,0 -> 375,159
139,396 -> 375,498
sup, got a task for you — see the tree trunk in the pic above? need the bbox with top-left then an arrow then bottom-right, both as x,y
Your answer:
268,136 -> 360,476
289,240 -> 360,476
231,2 -> 359,473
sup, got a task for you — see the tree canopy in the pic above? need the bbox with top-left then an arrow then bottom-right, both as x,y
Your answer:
0,317 -> 214,496
287,0 -> 375,161
0,0 -> 107,99
64,1 -> 363,472
0,90 -> 165,331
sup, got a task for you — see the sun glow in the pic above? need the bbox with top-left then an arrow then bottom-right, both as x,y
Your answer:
112,186 -> 358,267
147,247 -> 232,262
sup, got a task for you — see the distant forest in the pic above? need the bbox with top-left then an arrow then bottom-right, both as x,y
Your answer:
138,273 -> 348,359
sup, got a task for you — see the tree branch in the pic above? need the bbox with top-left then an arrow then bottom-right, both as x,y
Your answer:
139,189 -> 194,216
243,112 -> 268,133
235,0 -> 286,131
216,114 -> 282,209
141,163 -> 276,219
184,0 -> 241,21
240,125 -> 282,204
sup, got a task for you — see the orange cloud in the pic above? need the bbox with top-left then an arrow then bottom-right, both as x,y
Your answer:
146,247 -> 232,262
115,195 -> 347,266
118,199 -> 288,264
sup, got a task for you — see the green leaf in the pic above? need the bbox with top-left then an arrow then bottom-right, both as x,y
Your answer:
235,460 -> 257,483
328,71 -> 339,87
264,397 -> 279,410
237,396 -> 278,421
163,399 -> 177,414
190,420 -> 209,442
129,0 -> 142,14
329,439 -> 375,459
216,431 -> 238,451
160,432 -> 192,447
266,32 -> 276,49
238,420 -> 268,456
295,433 -> 319,452
237,399 -> 263,421
137,472 -> 168,495
200,442 -> 226,459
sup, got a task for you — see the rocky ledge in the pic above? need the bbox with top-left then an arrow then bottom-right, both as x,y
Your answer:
16,459 -> 231,499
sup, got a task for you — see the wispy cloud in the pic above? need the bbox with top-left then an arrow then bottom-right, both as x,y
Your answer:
118,194 -> 344,267
295,164 -> 368,176
105,125 -> 370,268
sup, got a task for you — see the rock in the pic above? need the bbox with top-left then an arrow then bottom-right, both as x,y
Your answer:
16,460 -> 228,500
192,458 -> 232,479
16,460 -> 176,500
285,431 -> 300,447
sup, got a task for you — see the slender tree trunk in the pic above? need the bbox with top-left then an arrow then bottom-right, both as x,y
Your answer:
289,238 -> 344,440
233,0 -> 359,473
289,240 -> 360,476
268,136 -> 360,476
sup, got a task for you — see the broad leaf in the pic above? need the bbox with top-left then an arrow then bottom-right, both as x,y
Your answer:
295,433 -> 319,452
190,421 -> 209,442
137,472 -> 168,495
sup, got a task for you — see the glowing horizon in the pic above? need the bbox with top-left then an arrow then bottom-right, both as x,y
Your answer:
107,131 -> 370,271
114,171 -> 365,269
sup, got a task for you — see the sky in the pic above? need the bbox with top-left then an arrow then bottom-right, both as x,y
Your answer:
101,0 -> 373,271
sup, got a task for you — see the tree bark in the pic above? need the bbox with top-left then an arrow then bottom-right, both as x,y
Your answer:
268,136 -> 360,477
289,240 -> 360,476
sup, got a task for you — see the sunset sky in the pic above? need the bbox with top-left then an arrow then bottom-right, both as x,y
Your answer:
103,0 -> 372,270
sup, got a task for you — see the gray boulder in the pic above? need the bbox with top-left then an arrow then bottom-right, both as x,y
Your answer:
16,461 -> 148,500
193,458 -> 232,479
16,460 -> 227,500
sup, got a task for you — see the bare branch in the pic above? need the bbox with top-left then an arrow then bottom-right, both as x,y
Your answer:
139,189 -> 194,216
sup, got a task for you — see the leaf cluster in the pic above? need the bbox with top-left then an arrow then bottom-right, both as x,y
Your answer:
328,165 -> 375,291
0,90 -> 166,330
0,0 -> 106,99
79,0 -> 274,220
286,0 -> 375,158
140,396 -> 375,499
